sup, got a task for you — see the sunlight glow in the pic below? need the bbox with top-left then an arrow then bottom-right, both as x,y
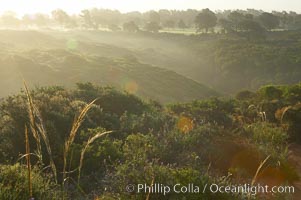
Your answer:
177,116 -> 194,134
124,80 -> 139,94
0,0 -> 300,17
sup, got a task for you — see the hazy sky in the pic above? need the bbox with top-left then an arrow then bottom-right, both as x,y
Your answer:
1,0 -> 300,16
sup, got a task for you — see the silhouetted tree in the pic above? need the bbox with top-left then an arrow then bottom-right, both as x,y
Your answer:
123,21 -> 139,32
80,10 -> 97,29
148,11 -> 161,23
238,20 -> 266,40
51,9 -> 70,27
124,11 -> 143,26
144,21 -> 161,33
228,11 -> 245,31
245,14 -> 254,20
90,8 -> 122,27
178,19 -> 187,29
239,20 -> 264,32
158,9 -> 171,23
218,18 -> 233,33
195,9 -> 217,33
108,24 -> 121,32
32,13 -> 50,27
258,12 -> 280,30
163,20 -> 175,29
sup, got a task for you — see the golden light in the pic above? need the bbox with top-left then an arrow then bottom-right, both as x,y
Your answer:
177,116 -> 194,134
124,80 -> 139,94
0,0 -> 299,18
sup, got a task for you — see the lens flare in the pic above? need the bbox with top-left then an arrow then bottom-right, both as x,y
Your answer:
66,38 -> 78,50
177,116 -> 194,133
124,80 -> 138,94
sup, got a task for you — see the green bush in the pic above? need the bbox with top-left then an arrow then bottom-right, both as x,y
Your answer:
0,164 -> 61,200
245,122 -> 288,149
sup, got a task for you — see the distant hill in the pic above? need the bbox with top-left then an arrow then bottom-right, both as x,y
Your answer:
0,49 -> 218,103
47,30 -> 301,94
1,30 -> 300,97
49,30 -> 301,95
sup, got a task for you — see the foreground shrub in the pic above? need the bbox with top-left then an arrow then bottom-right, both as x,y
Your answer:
0,164 -> 61,200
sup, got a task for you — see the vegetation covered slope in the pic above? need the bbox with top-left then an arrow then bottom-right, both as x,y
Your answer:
48,30 -> 301,94
1,30 -> 301,98
56,31 -> 301,94
0,83 -> 300,199
0,46 -> 217,103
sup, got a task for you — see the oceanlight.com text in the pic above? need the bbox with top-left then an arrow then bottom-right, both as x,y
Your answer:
126,183 -> 295,196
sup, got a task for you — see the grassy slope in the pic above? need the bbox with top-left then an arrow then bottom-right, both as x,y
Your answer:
49,30 -> 301,94
0,30 -> 217,102
1,30 -> 301,95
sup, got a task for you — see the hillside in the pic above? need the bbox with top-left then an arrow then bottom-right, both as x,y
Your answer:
0,83 -> 300,199
51,30 -> 301,94
1,30 -> 301,96
0,48 -> 217,103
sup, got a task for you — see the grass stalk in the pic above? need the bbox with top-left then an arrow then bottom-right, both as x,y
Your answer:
146,175 -> 155,200
34,109 -> 58,183
77,131 -> 112,184
24,81 -> 57,183
25,125 -> 33,199
24,81 -> 42,162
62,99 -> 97,193
248,155 -> 271,200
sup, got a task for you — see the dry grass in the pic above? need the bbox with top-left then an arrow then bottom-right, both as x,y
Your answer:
77,130 -> 112,184
23,83 -> 112,198
24,81 -> 58,183
25,125 -> 33,199
248,155 -> 271,199
251,155 -> 270,186
33,106 -> 58,183
146,175 -> 155,200
62,99 -> 97,188
24,81 -> 42,161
